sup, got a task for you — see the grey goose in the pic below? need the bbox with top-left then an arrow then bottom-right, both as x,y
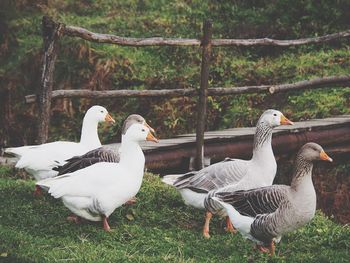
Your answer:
213,142 -> 333,255
162,109 -> 293,238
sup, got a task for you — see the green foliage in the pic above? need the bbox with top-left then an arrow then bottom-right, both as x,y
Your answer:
0,169 -> 349,262
0,0 -> 349,145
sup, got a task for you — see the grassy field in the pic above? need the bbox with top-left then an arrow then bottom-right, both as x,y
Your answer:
0,166 -> 349,263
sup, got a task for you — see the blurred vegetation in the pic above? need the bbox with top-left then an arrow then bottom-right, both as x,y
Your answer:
0,0 -> 349,146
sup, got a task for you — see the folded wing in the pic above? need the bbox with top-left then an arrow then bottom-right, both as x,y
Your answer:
215,185 -> 290,217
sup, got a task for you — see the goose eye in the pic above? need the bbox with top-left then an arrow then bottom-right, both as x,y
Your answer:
273,113 -> 277,116
100,111 -> 104,113
142,129 -> 145,132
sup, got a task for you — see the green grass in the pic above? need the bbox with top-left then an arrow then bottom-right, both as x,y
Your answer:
1,169 -> 349,263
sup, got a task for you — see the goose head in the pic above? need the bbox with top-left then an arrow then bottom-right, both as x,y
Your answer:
123,123 -> 158,143
122,114 -> 155,135
298,142 -> 333,162
258,109 -> 293,128
85,105 -> 115,124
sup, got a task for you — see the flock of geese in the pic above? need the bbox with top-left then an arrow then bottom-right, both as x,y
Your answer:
5,105 -> 333,256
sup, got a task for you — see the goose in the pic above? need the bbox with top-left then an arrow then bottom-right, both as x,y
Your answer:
53,114 -> 155,176
5,105 -> 115,194
36,122 -> 158,231
212,143 -> 333,255
161,109 -> 293,238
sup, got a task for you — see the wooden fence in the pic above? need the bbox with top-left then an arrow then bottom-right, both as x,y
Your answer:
27,16 -> 350,170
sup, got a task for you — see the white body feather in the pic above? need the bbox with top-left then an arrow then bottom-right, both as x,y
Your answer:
36,124 -> 148,222
5,106 -> 108,181
212,198 -> 256,241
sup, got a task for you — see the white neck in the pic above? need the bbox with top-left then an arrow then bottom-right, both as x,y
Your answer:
119,135 -> 145,175
252,123 -> 274,162
249,123 -> 276,185
79,115 -> 101,149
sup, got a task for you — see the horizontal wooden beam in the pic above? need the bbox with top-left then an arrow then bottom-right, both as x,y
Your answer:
25,88 -> 196,103
64,26 -> 201,46
63,24 -> 350,47
210,75 -> 350,95
212,30 -> 350,47
268,75 -> 350,93
25,75 -> 350,103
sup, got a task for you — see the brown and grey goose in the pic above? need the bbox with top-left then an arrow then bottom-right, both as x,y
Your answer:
212,142 -> 333,255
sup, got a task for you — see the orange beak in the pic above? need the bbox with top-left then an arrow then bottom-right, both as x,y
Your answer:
146,128 -> 159,143
280,115 -> 294,125
144,122 -> 155,134
320,150 -> 333,162
105,113 -> 115,124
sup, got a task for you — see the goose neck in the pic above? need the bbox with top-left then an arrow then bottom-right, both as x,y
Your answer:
80,116 -> 101,149
119,136 -> 145,171
291,156 -> 314,190
252,122 -> 273,160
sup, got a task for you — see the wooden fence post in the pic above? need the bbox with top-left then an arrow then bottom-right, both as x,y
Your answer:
195,20 -> 212,170
37,16 -> 63,144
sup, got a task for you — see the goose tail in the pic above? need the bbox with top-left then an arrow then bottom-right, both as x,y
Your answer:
212,197 -> 254,235
161,174 -> 182,186
162,171 -> 197,187
5,147 -> 30,158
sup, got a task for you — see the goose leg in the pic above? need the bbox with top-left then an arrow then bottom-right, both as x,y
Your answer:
67,215 -> 81,224
256,240 -> 275,256
33,185 -> 42,196
102,215 -> 111,232
256,244 -> 270,254
268,240 -> 275,256
203,211 -> 212,239
225,216 -> 237,234
125,196 -> 137,205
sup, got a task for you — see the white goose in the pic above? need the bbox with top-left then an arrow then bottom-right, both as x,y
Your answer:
36,122 -> 158,231
5,105 -> 115,192
162,109 -> 293,238
213,143 -> 333,255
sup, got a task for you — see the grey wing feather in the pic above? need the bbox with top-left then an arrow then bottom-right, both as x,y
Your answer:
54,147 -> 119,175
175,159 -> 248,193
250,197 -> 292,245
216,185 -> 290,217
250,213 -> 278,245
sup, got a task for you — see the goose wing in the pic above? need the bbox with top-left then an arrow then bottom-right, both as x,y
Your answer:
54,147 -> 119,175
215,185 -> 290,217
38,162 -> 119,198
175,158 -> 249,193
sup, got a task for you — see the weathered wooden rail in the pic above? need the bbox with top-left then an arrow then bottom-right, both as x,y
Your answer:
25,75 -> 350,103
26,16 -> 350,170
137,115 -> 350,173
2,115 -> 349,174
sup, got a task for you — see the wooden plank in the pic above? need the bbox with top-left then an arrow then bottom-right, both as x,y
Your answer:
148,115 -> 350,151
2,116 -> 349,171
